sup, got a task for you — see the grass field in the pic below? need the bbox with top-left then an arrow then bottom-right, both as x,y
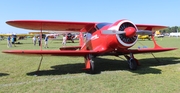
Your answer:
0,37 -> 180,93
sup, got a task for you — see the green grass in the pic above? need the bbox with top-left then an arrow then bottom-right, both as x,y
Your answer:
0,37 -> 180,93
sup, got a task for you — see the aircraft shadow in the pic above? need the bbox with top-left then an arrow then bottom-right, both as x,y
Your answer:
94,57 -> 180,74
0,73 -> 9,77
27,63 -> 85,76
26,57 -> 180,76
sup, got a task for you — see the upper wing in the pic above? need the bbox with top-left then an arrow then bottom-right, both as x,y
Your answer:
6,20 -> 96,32
2,50 -> 99,56
136,24 -> 167,30
7,20 -> 167,32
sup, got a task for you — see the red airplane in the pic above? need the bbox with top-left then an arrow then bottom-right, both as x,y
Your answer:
2,19 -> 177,73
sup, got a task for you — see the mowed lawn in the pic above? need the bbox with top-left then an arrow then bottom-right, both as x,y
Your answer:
0,37 -> 180,93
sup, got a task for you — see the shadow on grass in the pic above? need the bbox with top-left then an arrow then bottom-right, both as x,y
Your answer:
26,57 -> 180,76
0,73 -> 9,77
27,63 -> 85,76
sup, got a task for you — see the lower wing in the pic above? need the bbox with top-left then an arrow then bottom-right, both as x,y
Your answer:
122,48 -> 177,54
105,48 -> 177,55
2,48 -> 177,56
59,46 -> 81,50
2,50 -> 98,56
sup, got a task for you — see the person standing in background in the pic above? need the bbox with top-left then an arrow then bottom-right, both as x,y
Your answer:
44,36 -> 49,48
32,36 -> 37,46
7,36 -> 12,48
38,36 -> 41,46
11,35 -> 16,47
62,34 -> 67,47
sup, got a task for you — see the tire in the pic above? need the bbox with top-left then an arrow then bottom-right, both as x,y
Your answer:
85,59 -> 97,74
129,58 -> 137,70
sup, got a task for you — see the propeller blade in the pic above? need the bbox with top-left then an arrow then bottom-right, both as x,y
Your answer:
136,30 -> 153,35
102,30 -> 153,35
102,30 -> 125,35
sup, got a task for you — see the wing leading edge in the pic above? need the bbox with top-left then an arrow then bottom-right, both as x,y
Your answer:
2,50 -> 99,56
124,48 -> 177,54
136,24 -> 167,30
3,48 -> 177,56
6,20 -> 96,32
7,20 -> 167,32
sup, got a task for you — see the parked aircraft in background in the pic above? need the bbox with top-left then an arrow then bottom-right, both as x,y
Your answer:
46,33 -> 59,38
2,19 -> 177,73
155,34 -> 164,38
0,33 -> 34,40
53,32 -> 79,43
154,30 -> 164,38
138,35 -> 151,40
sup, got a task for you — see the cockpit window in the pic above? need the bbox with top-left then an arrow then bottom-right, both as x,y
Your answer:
96,23 -> 112,30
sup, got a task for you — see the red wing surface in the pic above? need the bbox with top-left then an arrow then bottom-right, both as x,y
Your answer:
6,20 -> 96,32
2,50 -> 99,56
124,48 -> 177,54
136,24 -> 167,30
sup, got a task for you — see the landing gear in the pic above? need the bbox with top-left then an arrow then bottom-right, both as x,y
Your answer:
84,54 -> 95,73
128,58 -> 137,70
90,60 -> 94,72
124,53 -> 139,70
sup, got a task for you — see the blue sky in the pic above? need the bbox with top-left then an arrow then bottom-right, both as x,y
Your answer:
0,0 -> 179,33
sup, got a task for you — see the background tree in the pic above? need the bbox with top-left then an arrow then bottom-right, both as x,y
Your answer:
160,26 -> 180,33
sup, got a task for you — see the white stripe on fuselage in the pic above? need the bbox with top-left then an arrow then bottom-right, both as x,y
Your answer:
81,34 -> 99,49
91,34 -> 99,40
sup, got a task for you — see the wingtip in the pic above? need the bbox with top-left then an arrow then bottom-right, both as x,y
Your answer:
2,50 -> 13,53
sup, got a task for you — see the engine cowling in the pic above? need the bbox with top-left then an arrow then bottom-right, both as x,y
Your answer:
108,20 -> 138,48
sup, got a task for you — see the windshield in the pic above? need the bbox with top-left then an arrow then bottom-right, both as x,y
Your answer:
96,23 -> 112,30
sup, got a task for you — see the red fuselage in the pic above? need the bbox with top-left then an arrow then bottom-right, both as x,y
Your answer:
81,20 -> 138,54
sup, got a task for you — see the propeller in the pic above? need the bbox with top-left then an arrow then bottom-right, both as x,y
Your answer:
136,30 -> 153,35
102,27 -> 153,37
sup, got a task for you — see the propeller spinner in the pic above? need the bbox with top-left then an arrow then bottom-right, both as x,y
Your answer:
124,27 -> 136,38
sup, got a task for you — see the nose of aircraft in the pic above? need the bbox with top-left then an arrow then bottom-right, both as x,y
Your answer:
124,27 -> 136,37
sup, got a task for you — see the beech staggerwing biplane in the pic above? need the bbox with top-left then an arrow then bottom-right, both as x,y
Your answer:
2,19 -> 177,73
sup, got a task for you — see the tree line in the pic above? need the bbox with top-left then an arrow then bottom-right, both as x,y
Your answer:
160,26 -> 180,33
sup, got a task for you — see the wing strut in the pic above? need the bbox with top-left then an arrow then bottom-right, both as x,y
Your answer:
37,55 -> 43,72
151,35 -> 162,48
36,23 -> 43,73
150,53 -> 161,63
40,23 -> 43,50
